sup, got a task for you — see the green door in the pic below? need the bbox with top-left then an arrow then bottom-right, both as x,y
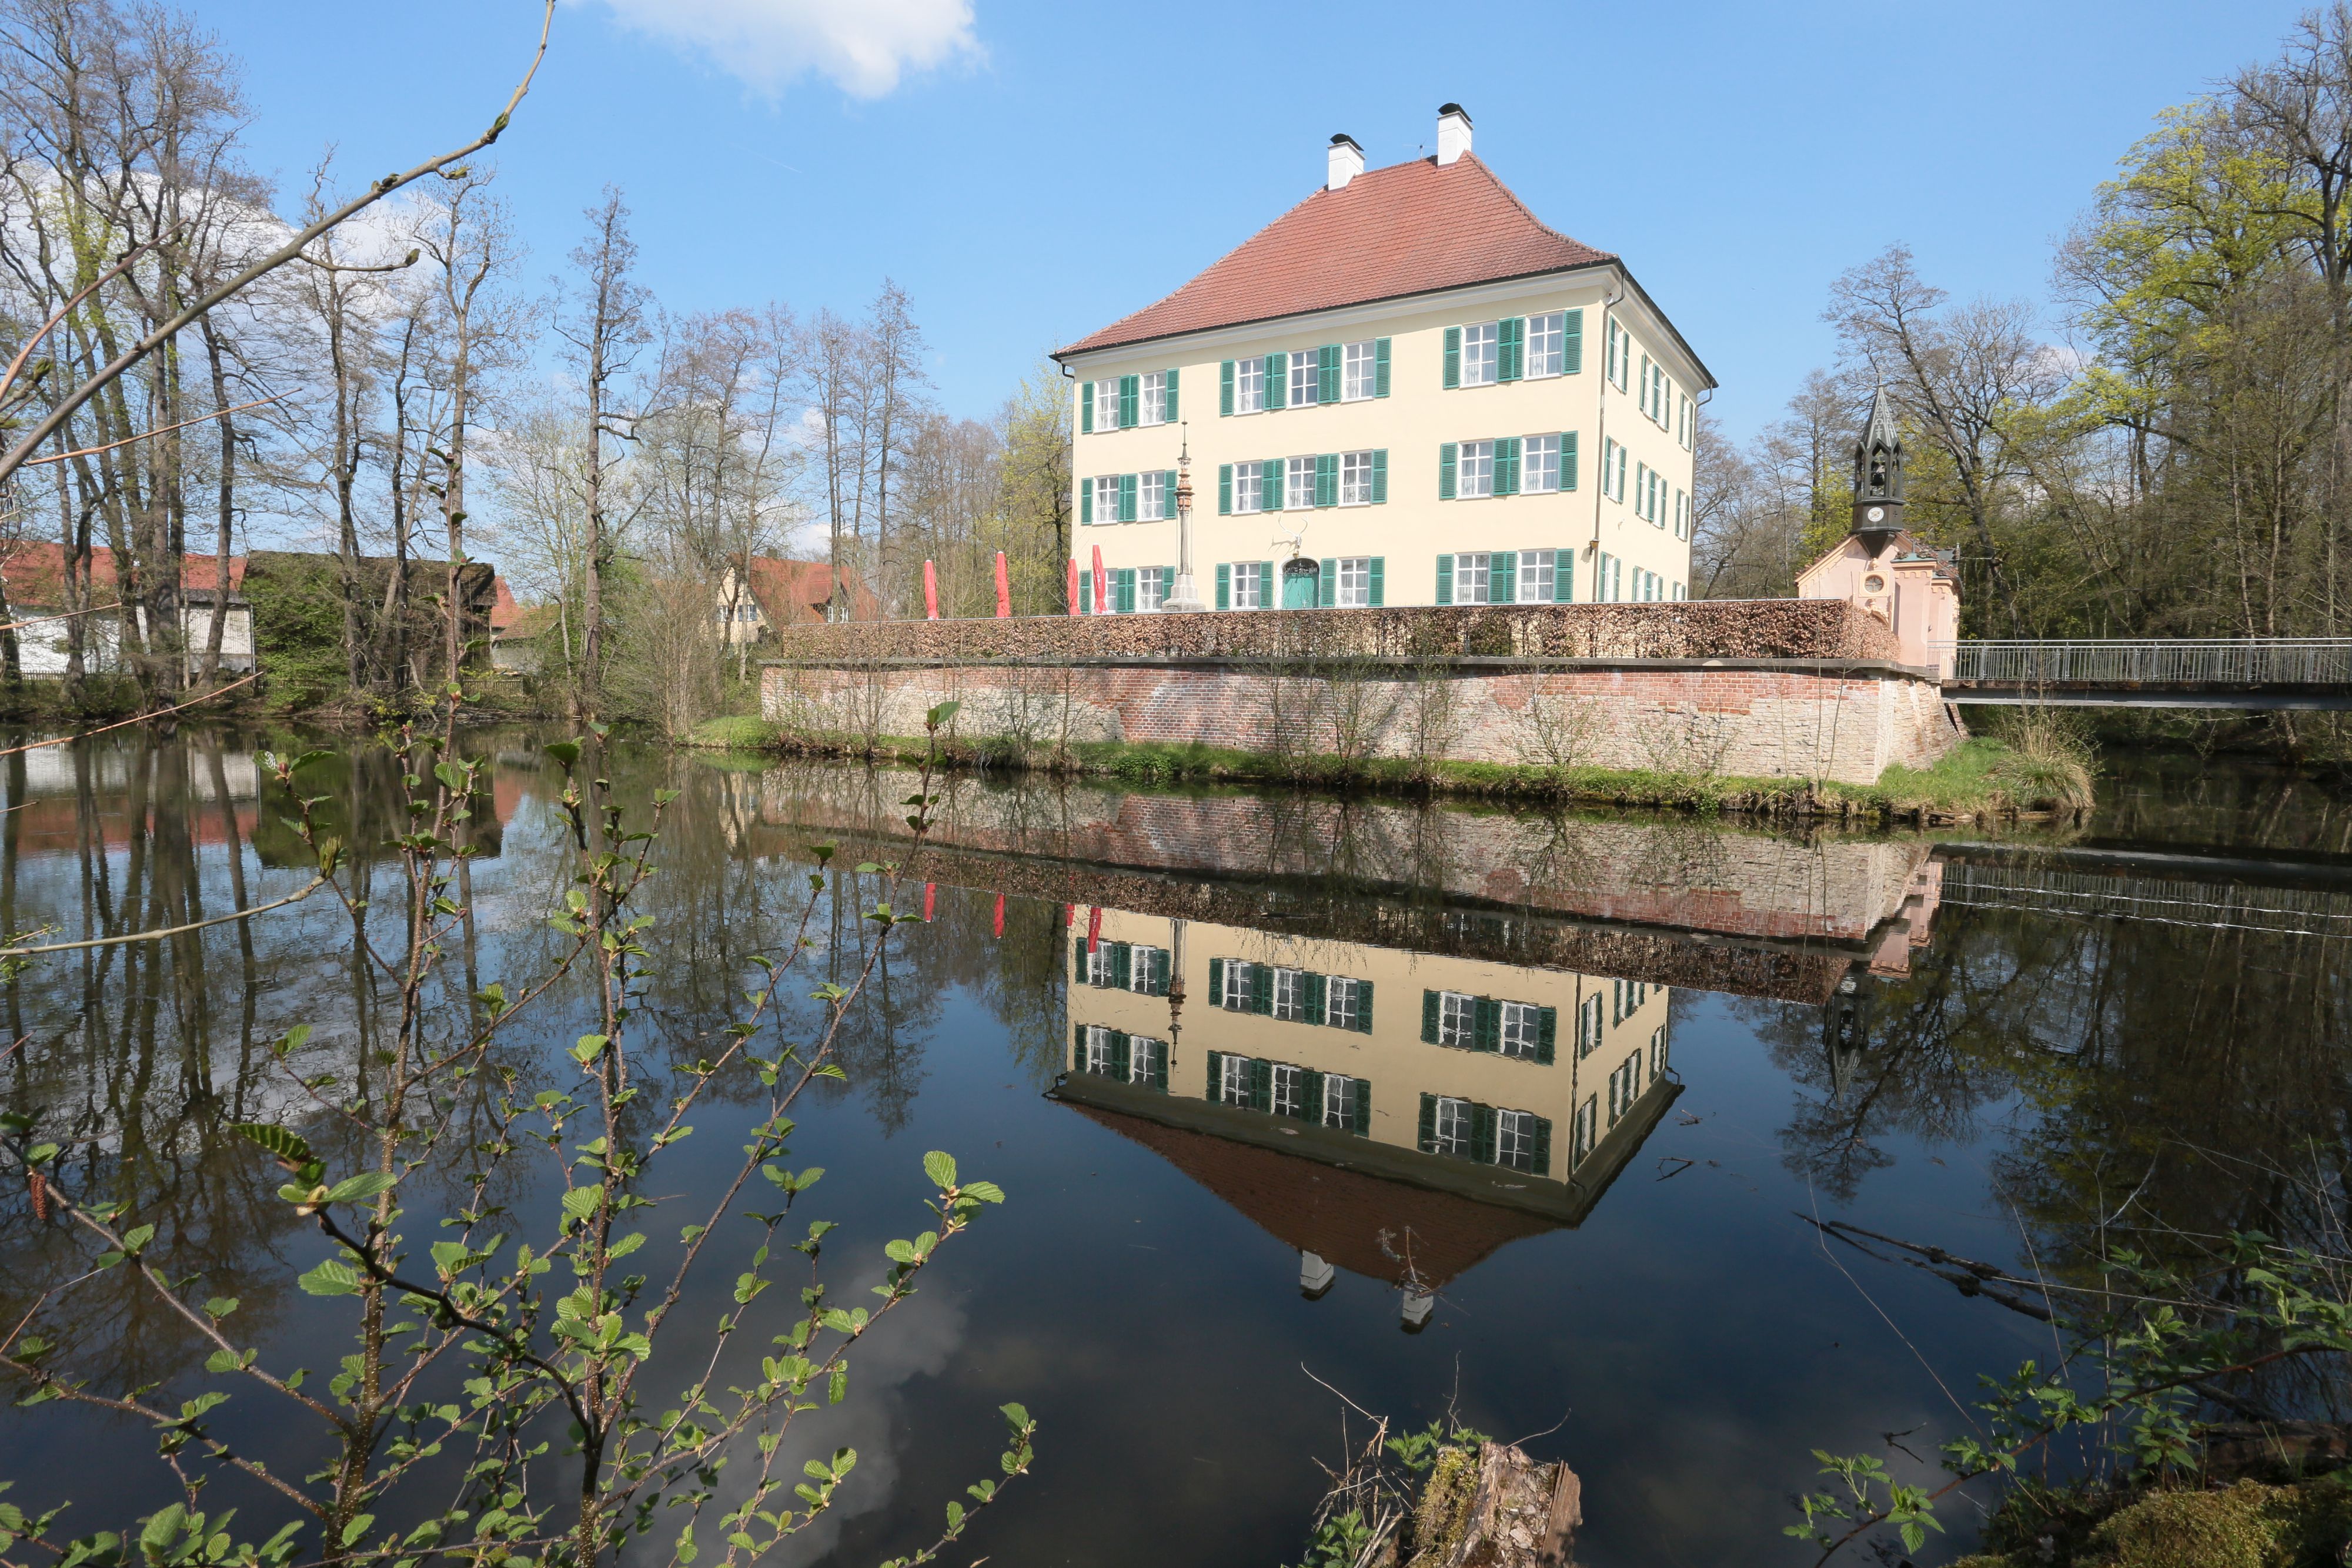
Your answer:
1281,560 -> 1320,609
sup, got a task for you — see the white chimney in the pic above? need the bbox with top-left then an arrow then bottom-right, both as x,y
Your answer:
1327,133 -> 1364,190
1436,102 -> 1472,166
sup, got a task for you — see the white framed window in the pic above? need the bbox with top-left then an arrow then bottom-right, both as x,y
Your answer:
1092,475 -> 1120,524
1234,460 -> 1263,515
1651,364 -> 1671,428
1221,960 -> 1254,1010
1289,349 -> 1320,407
1457,439 -> 1495,499
1339,449 -> 1377,506
1576,992 -> 1604,1057
1327,974 -> 1365,1028
1637,355 -> 1653,420
1083,1025 -> 1114,1075
1231,560 -> 1269,610
1322,1074 -> 1360,1129
1140,470 -> 1168,521
1128,1035 -> 1164,1085
1095,380 -> 1121,430
1678,393 -> 1694,450
1603,440 -> 1627,502
1287,455 -> 1317,511
1461,322 -> 1498,386
1496,1108 -> 1540,1171
1673,489 -> 1689,540
1454,551 -> 1491,604
1517,550 -> 1556,603
1335,557 -> 1373,609
1271,1062 -> 1306,1118
1523,433 -> 1562,493
1141,370 -> 1169,426
1085,944 -> 1115,987
1432,1095 -> 1473,1156
1220,1053 -> 1254,1106
1608,1050 -> 1643,1123
1342,339 -> 1378,401
1572,1095 -> 1597,1162
1438,990 -> 1476,1048
1606,319 -> 1629,389
1273,967 -> 1307,1021
1649,1024 -> 1669,1079
1127,944 -> 1167,991
1138,567 -> 1170,611
1235,356 -> 1265,414
1527,312 -> 1566,378
1652,469 -> 1667,527
1499,1001 -> 1541,1058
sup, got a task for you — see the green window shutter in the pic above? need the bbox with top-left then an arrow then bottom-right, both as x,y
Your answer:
1370,449 -> 1387,503
1356,979 -> 1373,1031
1536,1006 -> 1557,1065
1080,482 -> 1093,526
1218,463 -> 1233,515
1118,374 -> 1138,427
1165,470 -> 1180,519
1435,554 -> 1454,604
1442,326 -> 1461,389
1529,1114 -> 1551,1173
1118,473 -> 1137,521
1315,453 -> 1337,507
1496,436 -> 1520,496
1421,989 -> 1440,1044
1112,942 -> 1132,986
1251,964 -> 1272,1015
1318,558 -> 1337,607
1318,343 -> 1338,402
1264,460 -> 1284,511
1367,557 -> 1384,607
1563,309 -> 1583,373
1111,1031 -> 1131,1079
1474,997 -> 1501,1052
1216,564 -> 1230,610
1117,568 -> 1136,613
1220,360 -> 1235,416
1260,560 -> 1274,600
1074,936 -> 1088,977
1499,316 -> 1523,382
1265,353 -> 1285,410
1417,1092 -> 1438,1154
1165,367 -> 1178,421
1374,337 -> 1391,396
1439,442 -> 1457,500
1555,548 -> 1573,603
1562,431 -> 1579,492
1471,1104 -> 1498,1165
1079,572 -> 1092,614
1208,957 -> 1225,1005
1205,1048 -> 1223,1095
1248,1057 -> 1272,1112
1492,551 -> 1516,603
1305,971 -> 1328,1024
1081,382 -> 1094,433
1153,1045 -> 1169,1092
1299,1068 -> 1324,1122
1353,1080 -> 1371,1134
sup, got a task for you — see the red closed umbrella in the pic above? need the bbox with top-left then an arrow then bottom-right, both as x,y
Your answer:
1091,546 -> 1108,614
923,560 -> 939,620
1067,558 -> 1080,615
994,551 -> 1011,618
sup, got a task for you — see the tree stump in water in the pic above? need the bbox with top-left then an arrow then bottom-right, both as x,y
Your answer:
1399,1442 -> 1581,1567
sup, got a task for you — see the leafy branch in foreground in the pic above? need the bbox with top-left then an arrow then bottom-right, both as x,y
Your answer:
0,699 -> 1031,1566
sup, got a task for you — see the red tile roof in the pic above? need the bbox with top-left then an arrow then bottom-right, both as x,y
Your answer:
746,557 -> 879,626
1057,153 -> 1616,357
0,542 -> 245,604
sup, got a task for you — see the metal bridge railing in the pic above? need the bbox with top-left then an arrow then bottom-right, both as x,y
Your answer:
1938,861 -> 2352,940
1942,638 -> 2352,686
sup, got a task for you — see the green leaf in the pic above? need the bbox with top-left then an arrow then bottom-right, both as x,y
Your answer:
828,1361 -> 847,1403
121,1224 -> 155,1255
298,1259 -> 363,1296
570,1034 -> 610,1066
433,761 -> 469,793
884,1239 -> 918,1264
202,1297 -> 239,1320
340,1514 -> 375,1549
543,740 -> 582,767
232,1123 -> 313,1166
1001,1402 -> 1031,1429
325,1172 -> 397,1205
921,1151 -> 958,1190
961,1179 -> 1005,1204
925,700 -> 961,730
140,1503 -> 187,1560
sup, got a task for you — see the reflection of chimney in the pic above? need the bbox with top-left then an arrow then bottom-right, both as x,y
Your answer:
1436,103 -> 1472,166
1327,133 -> 1364,190
1401,1285 -> 1435,1333
1299,1251 -> 1336,1299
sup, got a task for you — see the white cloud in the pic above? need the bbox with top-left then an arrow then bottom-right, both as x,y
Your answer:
589,0 -> 980,98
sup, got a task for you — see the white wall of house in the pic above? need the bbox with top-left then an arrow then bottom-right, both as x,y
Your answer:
14,603 -> 253,677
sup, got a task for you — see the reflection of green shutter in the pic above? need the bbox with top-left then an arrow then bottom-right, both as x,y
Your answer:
1220,360 -> 1235,416
1318,559 -> 1337,608
1216,564 -> 1230,610
1314,453 -> 1337,507
1317,343 -> 1338,402
1471,1104 -> 1498,1164
1435,554 -> 1454,604
1081,383 -> 1094,433
1439,442 -> 1456,500
1418,1092 -> 1437,1153
1528,1114 -> 1551,1172
1208,956 -> 1225,1005
1110,1031 -> 1131,1079
1305,971 -> 1328,1024
1265,353 -> 1285,410
1371,449 -> 1387,503
1165,367 -> 1178,421
1367,559 -> 1384,607
1442,326 -> 1461,388
1112,942 -> 1132,986
1299,1069 -> 1324,1122
1218,463 -> 1232,514
1492,550 -> 1516,603
1536,1006 -> 1557,1064
1563,309 -> 1583,373
1074,937 -> 1088,978
1073,1023 -> 1085,1071
1205,1048 -> 1224,1096
1562,432 -> 1579,492
1251,964 -> 1272,1015
1474,997 -> 1501,1052
1356,980 -> 1374,1031
1248,1058 -> 1272,1112
1353,1080 -> 1371,1134
1374,337 -> 1391,396
1152,1044 -> 1170,1091
1421,989 -> 1440,1043
1118,375 -> 1138,427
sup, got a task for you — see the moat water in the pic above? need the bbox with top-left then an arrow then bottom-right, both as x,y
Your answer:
0,733 -> 2345,1564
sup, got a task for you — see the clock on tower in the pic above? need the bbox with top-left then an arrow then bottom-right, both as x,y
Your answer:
1849,387 -> 1905,537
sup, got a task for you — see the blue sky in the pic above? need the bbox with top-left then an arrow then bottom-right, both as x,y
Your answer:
200,0 -> 2307,443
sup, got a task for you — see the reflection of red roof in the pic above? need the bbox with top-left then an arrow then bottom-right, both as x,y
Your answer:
1068,1102 -> 1556,1288
2,543 -> 245,603
1057,154 -> 1615,356
747,557 -> 878,626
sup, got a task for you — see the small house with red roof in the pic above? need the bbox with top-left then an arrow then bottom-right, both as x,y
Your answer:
1054,104 -> 1714,616
717,557 -> 881,641
0,543 -> 252,676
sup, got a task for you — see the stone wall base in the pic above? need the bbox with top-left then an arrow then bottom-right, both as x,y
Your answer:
759,658 -> 1962,785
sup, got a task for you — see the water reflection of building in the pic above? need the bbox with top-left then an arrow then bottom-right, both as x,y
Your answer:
1053,905 -> 1678,1326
